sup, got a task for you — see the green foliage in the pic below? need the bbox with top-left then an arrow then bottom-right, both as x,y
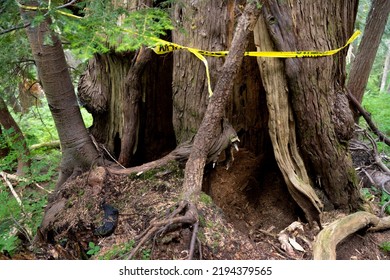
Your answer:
380,190 -> 390,215
141,248 -> 152,260
379,241 -> 390,252
361,93 -> 390,155
362,93 -> 390,135
50,0 -> 173,60
86,241 -> 101,256
0,99 -> 61,256
0,181 -> 48,256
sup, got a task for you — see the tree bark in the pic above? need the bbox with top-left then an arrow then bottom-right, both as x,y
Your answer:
78,1 -> 176,167
172,0 -> 269,154
118,47 -> 153,166
254,15 -> 322,226
20,1 -> 101,188
347,0 -> 390,119
0,96 -> 30,175
380,40 -> 390,93
181,1 -> 261,202
263,0 -> 361,209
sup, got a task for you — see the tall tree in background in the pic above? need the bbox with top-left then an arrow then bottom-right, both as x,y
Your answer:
347,0 -> 390,120
0,96 -> 30,175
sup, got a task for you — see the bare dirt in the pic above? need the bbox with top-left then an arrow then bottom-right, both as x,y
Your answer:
3,149 -> 390,260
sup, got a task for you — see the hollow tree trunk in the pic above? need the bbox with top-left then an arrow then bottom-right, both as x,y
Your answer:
78,1 -> 175,167
0,96 -> 30,175
262,0 -> 361,209
20,2 -> 101,188
347,0 -> 390,120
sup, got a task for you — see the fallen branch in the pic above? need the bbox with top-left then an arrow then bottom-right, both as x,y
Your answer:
1,171 -> 52,194
313,211 -> 381,260
0,171 -> 23,207
30,140 -> 60,150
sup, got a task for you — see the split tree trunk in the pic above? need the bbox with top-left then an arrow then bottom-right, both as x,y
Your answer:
254,15 -> 322,226
263,0 -> 361,209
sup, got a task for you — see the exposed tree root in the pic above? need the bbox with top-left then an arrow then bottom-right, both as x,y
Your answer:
128,200 -> 198,260
312,211 -> 390,260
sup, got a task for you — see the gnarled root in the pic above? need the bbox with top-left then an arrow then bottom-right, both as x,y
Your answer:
128,200 -> 199,260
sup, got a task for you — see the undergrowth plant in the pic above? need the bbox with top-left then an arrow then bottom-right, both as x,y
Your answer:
0,98 -> 86,256
361,93 -> 390,155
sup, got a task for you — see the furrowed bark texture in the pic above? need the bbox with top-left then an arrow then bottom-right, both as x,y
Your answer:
254,15 -> 322,226
78,0 -> 175,167
172,0 -> 269,154
118,47 -> 153,166
263,0 -> 361,209
182,1 -> 261,202
20,2 -> 100,187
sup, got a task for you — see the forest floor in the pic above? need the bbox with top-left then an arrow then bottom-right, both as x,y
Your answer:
4,149 -> 390,260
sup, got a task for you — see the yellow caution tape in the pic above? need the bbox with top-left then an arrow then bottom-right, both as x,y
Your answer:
17,2 -> 360,97
151,30 -> 360,96
152,30 -> 361,58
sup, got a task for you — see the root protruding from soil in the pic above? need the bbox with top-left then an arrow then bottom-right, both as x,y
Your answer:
128,200 -> 199,260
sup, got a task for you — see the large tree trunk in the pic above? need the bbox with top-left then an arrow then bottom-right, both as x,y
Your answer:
0,96 -> 30,175
20,2 -> 101,188
181,1 -> 261,207
347,0 -> 390,120
172,0 -> 269,153
263,0 -> 361,209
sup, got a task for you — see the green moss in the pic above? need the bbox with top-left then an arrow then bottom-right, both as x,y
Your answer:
98,240 -> 135,260
200,192 -> 213,205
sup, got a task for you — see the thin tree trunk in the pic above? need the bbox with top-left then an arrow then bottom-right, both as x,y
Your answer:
347,0 -> 390,119
380,40 -> 390,93
0,96 -> 30,175
20,2 -> 101,188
